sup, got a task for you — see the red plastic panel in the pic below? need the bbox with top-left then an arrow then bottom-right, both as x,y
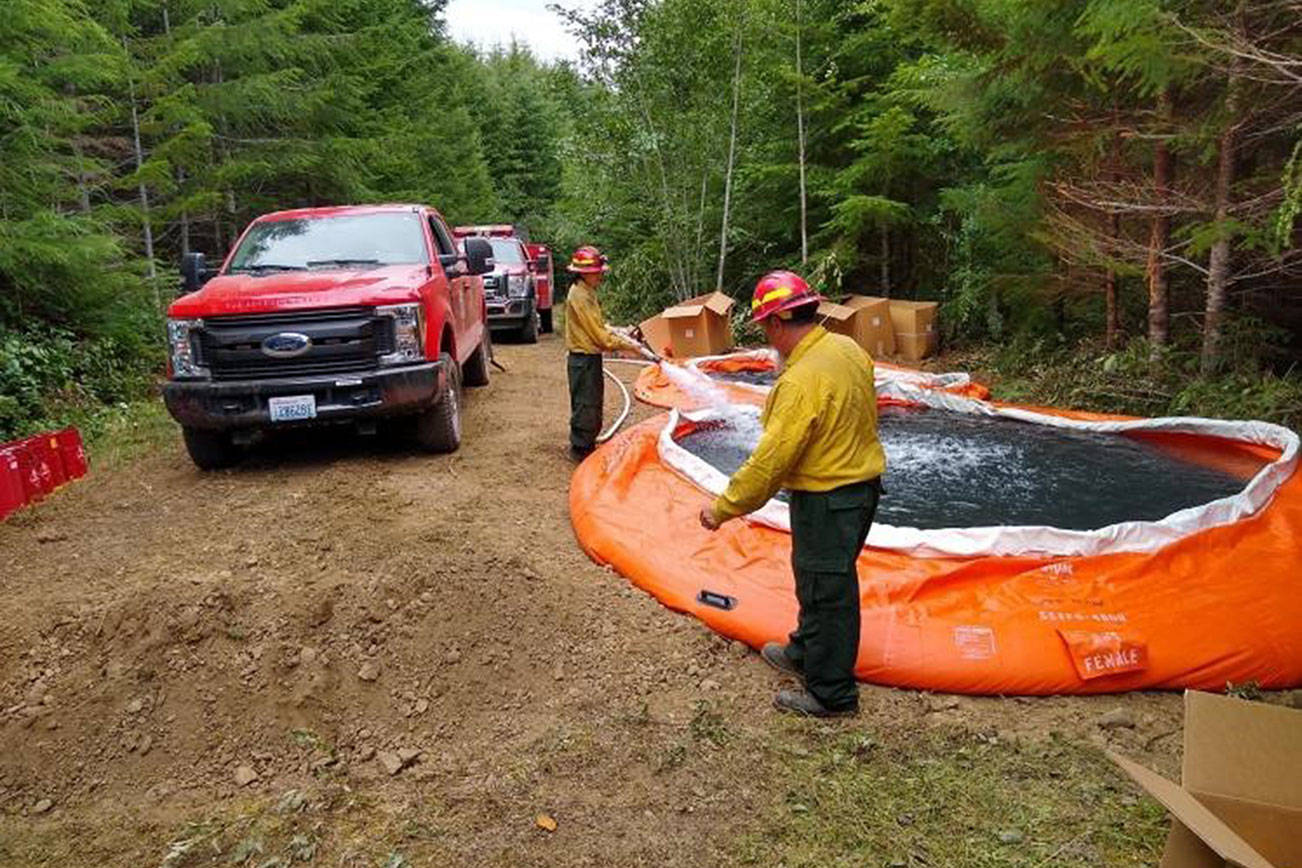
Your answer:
23,434 -> 66,491
0,448 -> 25,520
56,428 -> 88,479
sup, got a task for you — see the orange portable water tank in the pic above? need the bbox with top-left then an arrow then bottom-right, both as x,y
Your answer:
571,384 -> 1302,695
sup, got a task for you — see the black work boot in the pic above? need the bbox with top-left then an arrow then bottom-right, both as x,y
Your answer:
774,688 -> 858,718
761,642 -> 803,677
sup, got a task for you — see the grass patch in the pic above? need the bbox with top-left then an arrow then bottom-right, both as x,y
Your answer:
734,725 -> 1167,867
82,399 -> 175,470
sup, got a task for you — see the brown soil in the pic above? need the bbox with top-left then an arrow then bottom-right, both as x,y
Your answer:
0,335 -> 1189,865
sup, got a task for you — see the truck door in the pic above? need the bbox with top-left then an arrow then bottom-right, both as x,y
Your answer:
428,215 -> 481,361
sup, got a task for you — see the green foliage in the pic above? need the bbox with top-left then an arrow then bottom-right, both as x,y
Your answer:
0,321 -> 162,441
474,44 -> 565,228
975,316 -> 1302,429
1,0 -> 1298,434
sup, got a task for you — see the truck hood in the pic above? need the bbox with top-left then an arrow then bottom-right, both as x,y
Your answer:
168,265 -> 430,317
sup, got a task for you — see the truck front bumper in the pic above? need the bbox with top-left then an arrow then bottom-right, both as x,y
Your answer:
162,362 -> 446,431
486,298 -> 533,327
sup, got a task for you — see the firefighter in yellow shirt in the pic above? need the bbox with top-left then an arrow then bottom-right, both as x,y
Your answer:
699,271 -> 885,717
564,245 -> 643,458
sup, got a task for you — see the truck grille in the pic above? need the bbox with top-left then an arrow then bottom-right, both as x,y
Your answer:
197,308 -> 394,380
482,275 -> 505,300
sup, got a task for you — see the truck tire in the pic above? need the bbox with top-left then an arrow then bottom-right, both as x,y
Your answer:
182,428 -> 239,470
463,331 -> 491,388
519,304 -> 539,344
540,308 -> 554,334
414,352 -> 462,453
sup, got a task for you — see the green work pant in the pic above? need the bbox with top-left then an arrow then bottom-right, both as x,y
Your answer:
567,352 -> 604,451
786,478 -> 881,711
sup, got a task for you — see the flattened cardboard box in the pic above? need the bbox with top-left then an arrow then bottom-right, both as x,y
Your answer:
662,291 -> 735,358
818,295 -> 895,358
1108,691 -> 1302,868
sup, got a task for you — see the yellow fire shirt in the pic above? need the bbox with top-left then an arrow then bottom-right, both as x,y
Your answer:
711,326 -> 886,523
564,282 -> 636,354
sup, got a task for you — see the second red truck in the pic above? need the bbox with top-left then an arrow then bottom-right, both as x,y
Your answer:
452,224 -> 555,341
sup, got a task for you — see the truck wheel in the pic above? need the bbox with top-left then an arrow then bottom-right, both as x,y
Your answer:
519,305 -> 539,344
415,352 -> 462,453
540,308 -> 554,334
463,331 -> 491,388
182,428 -> 239,470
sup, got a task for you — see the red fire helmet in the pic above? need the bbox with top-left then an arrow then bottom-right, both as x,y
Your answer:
750,270 -> 822,323
567,245 -> 610,274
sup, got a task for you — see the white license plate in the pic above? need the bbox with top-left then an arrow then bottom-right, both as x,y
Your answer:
268,394 -> 317,422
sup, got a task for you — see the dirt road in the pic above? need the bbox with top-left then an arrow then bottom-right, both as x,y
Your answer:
1,334 -> 1181,865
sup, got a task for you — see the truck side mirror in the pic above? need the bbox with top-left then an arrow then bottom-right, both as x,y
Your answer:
463,238 -> 495,277
181,252 -> 211,294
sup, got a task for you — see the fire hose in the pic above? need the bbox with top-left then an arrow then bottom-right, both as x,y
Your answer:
597,334 -> 661,443
597,366 -> 634,444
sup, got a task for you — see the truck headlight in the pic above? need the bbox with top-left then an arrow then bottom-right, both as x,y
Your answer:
508,274 -> 528,298
378,303 -> 426,365
166,318 -> 209,379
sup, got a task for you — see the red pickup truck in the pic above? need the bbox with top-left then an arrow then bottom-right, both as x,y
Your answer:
163,204 -> 495,469
525,242 -> 556,334
453,225 -> 555,338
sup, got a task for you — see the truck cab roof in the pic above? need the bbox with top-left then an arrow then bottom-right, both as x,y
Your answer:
256,204 -> 434,222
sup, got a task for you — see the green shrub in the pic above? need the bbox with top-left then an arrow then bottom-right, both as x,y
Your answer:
0,322 -> 163,442
975,318 -> 1302,430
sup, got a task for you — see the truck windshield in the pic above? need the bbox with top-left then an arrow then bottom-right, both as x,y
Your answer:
489,239 -> 525,265
228,213 -> 429,272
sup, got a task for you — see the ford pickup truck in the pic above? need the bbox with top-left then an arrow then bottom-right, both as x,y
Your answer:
163,204 -> 494,469
453,225 -> 555,339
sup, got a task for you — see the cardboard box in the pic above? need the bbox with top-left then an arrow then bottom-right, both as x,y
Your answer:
888,299 -> 939,338
895,332 -> 938,362
818,295 -> 895,358
1108,691 -> 1302,868
638,314 -> 674,359
662,292 -> 736,358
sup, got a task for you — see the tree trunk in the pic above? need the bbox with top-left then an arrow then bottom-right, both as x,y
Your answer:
1201,22 -> 1244,375
1104,126 -> 1121,348
795,0 -> 808,266
226,188 -> 238,250
71,138 -> 91,214
126,71 -> 158,307
879,222 -> 891,296
64,85 -> 91,213
178,168 -> 190,257
635,90 -> 689,299
692,169 -> 709,292
1104,263 -> 1119,347
716,25 -> 744,291
1146,89 -> 1172,356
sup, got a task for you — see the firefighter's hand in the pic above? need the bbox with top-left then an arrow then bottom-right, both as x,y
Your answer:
699,507 -> 722,532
